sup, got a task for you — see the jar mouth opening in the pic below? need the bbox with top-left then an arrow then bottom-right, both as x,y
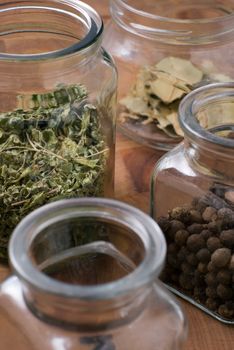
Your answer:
9,198 -> 166,300
179,82 -> 234,150
0,1 -> 103,61
111,0 -> 234,43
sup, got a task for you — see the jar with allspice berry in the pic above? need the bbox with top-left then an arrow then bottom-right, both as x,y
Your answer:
151,83 -> 234,324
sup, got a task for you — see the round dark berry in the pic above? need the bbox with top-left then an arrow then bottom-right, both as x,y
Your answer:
211,248 -> 231,268
187,234 -> 205,252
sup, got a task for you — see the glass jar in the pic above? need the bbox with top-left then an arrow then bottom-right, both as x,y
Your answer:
0,198 -> 187,349
151,82 -> 234,324
0,0 -> 117,260
103,0 -> 234,150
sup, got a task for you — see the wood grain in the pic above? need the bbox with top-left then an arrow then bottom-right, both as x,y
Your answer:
0,1 -> 233,349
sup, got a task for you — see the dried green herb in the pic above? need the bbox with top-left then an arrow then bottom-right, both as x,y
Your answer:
0,84 -> 108,259
119,57 -> 233,137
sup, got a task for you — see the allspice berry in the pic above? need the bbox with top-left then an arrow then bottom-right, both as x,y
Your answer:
211,248 -> 231,268
217,284 -> 233,301
170,207 -> 190,223
190,209 -> 203,223
167,254 -> 179,267
201,229 -> 212,241
217,208 -> 234,227
194,286 -> 205,300
216,269 -> 232,285
207,261 -> 217,272
207,221 -> 220,234
225,190 -> 234,206
205,286 -> 217,299
175,229 -> 189,246
196,248 -> 211,263
186,252 -> 199,266
187,224 -> 204,235
179,273 -> 193,290
181,262 -> 194,275
168,220 -> 185,239
202,206 -> 217,222
197,262 -> 208,274
158,216 -> 170,233
206,298 -> 219,311
187,234 -> 205,252
218,304 -> 234,319
220,229 -> 234,249
177,246 -> 189,263
167,243 -> 178,254
217,207 -> 234,221
205,272 -> 217,286
207,237 -> 222,253
194,270 -> 205,287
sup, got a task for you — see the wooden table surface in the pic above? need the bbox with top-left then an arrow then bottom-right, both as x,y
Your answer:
0,1 -> 233,349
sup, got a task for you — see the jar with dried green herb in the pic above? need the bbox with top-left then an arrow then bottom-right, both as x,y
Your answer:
151,83 -> 234,324
0,0 -> 117,260
103,0 -> 234,150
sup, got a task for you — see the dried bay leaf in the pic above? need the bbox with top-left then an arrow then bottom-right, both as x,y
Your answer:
133,67 -> 152,98
156,56 -> 203,85
119,56 -> 233,138
120,95 -> 150,115
148,71 -> 191,103
166,112 -> 184,137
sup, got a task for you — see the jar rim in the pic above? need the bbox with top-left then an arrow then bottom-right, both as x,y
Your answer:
9,198 -> 166,300
114,0 -> 234,24
110,0 -> 234,44
0,0 -> 103,61
179,82 -> 234,150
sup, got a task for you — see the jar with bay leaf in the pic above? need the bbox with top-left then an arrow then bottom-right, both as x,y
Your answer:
103,0 -> 234,150
0,0 -> 117,260
151,83 -> 234,324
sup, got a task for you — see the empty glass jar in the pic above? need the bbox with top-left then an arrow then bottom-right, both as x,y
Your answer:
0,198 -> 187,349
151,82 -> 234,324
103,0 -> 234,150
0,0 -> 117,260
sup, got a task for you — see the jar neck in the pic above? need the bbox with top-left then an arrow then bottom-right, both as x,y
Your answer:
184,138 -> 234,182
22,282 -> 151,330
180,83 -> 234,183
9,198 -> 166,330
110,0 -> 234,45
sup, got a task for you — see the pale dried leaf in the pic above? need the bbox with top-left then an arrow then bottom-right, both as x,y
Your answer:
119,96 -> 150,115
133,68 -> 152,98
149,76 -> 185,103
156,56 -> 203,85
119,112 -> 139,123
155,114 -> 172,129
166,112 -> 184,137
